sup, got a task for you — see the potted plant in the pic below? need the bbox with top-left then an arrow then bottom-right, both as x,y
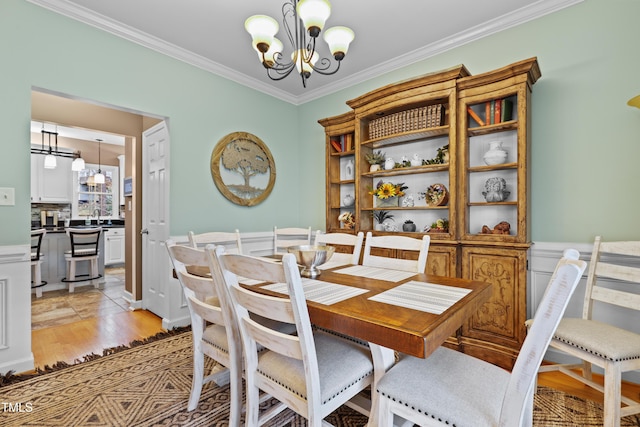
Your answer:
402,219 -> 416,232
372,210 -> 394,231
365,150 -> 385,172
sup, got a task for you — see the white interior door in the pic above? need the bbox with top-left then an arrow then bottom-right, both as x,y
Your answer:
142,121 -> 170,319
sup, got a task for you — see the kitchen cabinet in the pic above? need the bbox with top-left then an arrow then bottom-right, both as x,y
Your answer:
31,154 -> 73,203
319,58 -> 540,370
104,227 -> 125,266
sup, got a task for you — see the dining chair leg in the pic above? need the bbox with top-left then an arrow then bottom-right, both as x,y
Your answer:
188,346 -> 205,411
228,355 -> 242,427
604,364 -> 622,427
368,343 -> 396,427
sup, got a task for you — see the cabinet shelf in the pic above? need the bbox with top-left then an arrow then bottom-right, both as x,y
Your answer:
330,179 -> 355,185
467,120 -> 517,136
468,163 -> 517,172
363,206 -> 449,212
330,150 -> 355,157
362,126 -> 449,148
363,163 -> 449,178
467,201 -> 518,207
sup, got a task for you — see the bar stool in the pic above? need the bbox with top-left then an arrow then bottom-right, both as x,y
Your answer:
30,228 -> 47,298
63,227 -> 102,292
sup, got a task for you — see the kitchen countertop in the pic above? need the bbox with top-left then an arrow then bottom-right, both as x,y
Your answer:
32,221 -> 125,233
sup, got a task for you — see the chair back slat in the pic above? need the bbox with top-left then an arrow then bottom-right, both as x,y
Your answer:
188,230 -> 242,254
67,227 -> 101,257
595,262 -> 640,285
315,231 -> 364,265
583,236 -> 640,318
274,226 -> 312,254
362,232 -> 430,273
500,251 -> 586,426
591,286 -> 640,311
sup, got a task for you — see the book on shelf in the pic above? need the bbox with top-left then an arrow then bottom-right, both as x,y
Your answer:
345,133 -> 353,151
330,139 -> 342,153
467,106 -> 485,126
485,102 -> 491,125
501,98 -> 513,122
494,99 -> 502,124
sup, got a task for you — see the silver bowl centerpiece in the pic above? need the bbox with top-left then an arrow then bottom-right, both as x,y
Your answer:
287,245 -> 335,278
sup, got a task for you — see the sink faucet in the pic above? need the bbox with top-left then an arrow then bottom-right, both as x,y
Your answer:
92,208 -> 101,225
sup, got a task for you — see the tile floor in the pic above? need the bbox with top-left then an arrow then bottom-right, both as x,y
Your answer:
31,267 -> 128,330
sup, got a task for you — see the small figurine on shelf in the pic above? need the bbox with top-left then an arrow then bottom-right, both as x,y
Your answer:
410,153 -> 422,167
338,212 -> 355,229
481,221 -> 511,235
482,177 -> 510,202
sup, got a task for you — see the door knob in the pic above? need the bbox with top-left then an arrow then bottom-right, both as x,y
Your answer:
140,228 -> 149,235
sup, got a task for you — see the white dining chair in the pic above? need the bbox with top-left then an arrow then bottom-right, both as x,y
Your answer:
212,249 -> 374,426
63,227 -> 102,292
166,239 -> 243,424
314,231 -> 364,269
188,229 -> 243,254
532,236 -> 640,427
375,249 -> 587,427
273,226 -> 311,254
30,228 -> 47,298
362,231 -> 430,273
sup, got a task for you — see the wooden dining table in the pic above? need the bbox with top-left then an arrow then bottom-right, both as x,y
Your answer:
183,260 -> 492,426
242,262 -> 492,426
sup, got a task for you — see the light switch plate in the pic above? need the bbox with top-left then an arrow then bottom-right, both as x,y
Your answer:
0,187 -> 15,206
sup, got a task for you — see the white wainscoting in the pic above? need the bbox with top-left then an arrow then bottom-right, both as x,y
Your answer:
0,244 -> 34,375
529,241 -> 640,383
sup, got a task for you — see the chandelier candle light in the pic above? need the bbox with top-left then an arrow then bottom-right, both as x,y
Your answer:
245,0 -> 354,87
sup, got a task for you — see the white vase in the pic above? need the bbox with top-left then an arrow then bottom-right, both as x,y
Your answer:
369,164 -> 380,172
483,141 -> 508,165
344,159 -> 354,179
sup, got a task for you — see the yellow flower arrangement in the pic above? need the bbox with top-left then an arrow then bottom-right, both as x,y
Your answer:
368,181 -> 407,200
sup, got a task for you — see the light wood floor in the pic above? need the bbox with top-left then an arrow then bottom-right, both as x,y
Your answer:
29,268 -> 165,371
28,275 -> 640,407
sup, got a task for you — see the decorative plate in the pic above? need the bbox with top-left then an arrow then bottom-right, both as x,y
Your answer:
424,183 -> 449,207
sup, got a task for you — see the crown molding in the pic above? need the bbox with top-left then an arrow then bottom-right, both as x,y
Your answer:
27,0 -> 583,106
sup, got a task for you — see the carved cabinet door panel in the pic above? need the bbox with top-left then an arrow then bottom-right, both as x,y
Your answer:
459,245 -> 528,369
425,244 -> 458,277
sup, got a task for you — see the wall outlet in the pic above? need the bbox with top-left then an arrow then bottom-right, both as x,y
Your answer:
0,187 -> 15,206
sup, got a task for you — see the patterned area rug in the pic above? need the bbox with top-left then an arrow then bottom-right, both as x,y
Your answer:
1,331 -> 639,426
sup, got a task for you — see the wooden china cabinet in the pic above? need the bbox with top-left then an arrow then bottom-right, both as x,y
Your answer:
319,57 -> 540,369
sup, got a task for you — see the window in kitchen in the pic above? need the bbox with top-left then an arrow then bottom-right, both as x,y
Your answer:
72,163 -> 119,219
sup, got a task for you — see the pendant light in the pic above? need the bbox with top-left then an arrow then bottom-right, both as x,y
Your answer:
42,125 -> 57,169
71,151 -> 86,171
94,139 -> 105,185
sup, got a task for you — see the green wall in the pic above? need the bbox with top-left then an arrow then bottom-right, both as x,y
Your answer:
0,0 -> 299,245
299,0 -> 640,244
2,0 -> 639,247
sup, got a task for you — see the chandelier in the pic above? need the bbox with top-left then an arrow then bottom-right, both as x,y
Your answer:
244,0 -> 354,87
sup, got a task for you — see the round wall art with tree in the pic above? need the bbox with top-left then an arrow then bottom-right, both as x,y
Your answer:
210,131 -> 276,206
